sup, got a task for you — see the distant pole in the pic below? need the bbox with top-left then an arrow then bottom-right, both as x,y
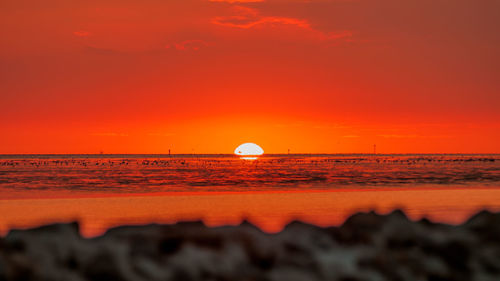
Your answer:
373,144 -> 376,154
168,149 -> 171,156
288,148 -> 290,155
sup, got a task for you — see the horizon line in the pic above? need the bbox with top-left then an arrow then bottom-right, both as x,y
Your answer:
1,153 -> 499,156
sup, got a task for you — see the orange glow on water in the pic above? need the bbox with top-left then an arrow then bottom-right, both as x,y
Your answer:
240,157 -> 258,160
1,188 -> 500,237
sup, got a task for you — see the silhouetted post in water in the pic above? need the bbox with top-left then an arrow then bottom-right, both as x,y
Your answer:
288,149 -> 290,155
169,149 -> 171,156
373,144 -> 376,154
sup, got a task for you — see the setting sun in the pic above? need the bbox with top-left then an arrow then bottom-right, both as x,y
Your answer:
234,143 -> 264,156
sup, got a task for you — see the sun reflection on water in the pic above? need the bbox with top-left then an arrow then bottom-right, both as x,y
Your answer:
240,156 -> 259,160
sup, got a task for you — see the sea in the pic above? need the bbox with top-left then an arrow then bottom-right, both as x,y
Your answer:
1,154 -> 499,194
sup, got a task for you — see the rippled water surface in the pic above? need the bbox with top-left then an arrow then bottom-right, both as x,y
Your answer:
1,154 -> 499,193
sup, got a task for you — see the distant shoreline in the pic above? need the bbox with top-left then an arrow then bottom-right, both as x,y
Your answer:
1,153 -> 500,159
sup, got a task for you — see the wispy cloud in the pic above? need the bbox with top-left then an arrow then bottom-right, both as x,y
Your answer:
211,6 -> 352,41
73,31 -> 91,37
313,124 -> 351,130
166,40 -> 211,51
209,0 -> 264,3
148,132 -> 176,137
273,122 -> 305,128
377,134 -> 451,139
212,15 -> 309,29
90,132 -> 129,137
84,46 -> 121,55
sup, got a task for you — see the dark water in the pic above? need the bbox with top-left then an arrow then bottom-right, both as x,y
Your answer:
0,154 -> 499,193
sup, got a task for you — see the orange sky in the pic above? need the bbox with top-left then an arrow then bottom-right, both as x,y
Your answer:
1,0 -> 499,154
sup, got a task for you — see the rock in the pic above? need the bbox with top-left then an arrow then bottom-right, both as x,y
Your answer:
1,210 -> 500,281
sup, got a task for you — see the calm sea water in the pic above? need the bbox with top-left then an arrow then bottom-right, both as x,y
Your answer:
0,154 -> 499,193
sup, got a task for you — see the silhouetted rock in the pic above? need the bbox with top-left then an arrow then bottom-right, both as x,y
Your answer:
1,210 -> 499,281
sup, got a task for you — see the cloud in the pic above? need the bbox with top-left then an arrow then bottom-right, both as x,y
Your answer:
148,132 -> 176,137
273,122 -> 304,128
212,15 -> 309,29
313,124 -> 351,130
211,5 -> 351,41
378,134 -> 419,138
90,132 -> 129,137
84,46 -> 121,55
209,0 -> 264,3
377,134 -> 451,139
73,31 -> 91,37
166,39 -> 211,51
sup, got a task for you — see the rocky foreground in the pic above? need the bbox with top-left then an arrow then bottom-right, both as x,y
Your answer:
1,210 -> 499,281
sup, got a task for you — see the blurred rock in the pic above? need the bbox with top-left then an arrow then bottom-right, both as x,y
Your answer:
1,210 -> 499,281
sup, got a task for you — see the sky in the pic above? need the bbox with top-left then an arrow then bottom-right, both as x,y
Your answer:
1,0 -> 499,154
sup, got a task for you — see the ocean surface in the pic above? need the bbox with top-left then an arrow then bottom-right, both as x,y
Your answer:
1,154 -> 499,194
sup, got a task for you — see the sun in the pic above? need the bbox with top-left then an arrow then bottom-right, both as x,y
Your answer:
234,143 -> 264,156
